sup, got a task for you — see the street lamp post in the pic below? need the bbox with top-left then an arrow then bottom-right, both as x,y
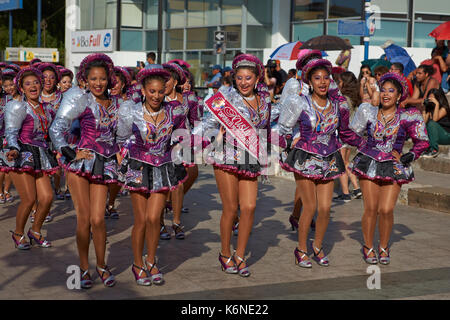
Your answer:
37,0 -> 42,47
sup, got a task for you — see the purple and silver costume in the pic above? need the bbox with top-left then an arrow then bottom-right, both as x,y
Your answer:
349,103 -> 429,184
193,84 -> 272,178
49,91 -> 124,184
116,100 -> 188,194
2,100 -> 58,174
278,93 -> 362,180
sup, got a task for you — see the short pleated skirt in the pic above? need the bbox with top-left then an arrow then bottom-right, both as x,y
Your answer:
0,141 -> 59,175
120,158 -> 188,194
280,148 -> 345,180
349,152 -> 413,185
207,147 -> 263,179
64,151 -> 119,184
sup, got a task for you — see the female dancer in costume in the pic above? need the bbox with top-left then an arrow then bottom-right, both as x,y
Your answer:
117,65 -> 188,285
58,68 -> 74,93
278,58 -> 362,268
194,54 -> 271,277
349,73 -> 429,265
0,67 -> 20,204
4,67 -> 58,250
50,53 -> 121,288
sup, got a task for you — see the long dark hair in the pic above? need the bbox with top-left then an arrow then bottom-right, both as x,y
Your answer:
427,88 -> 450,121
339,71 -> 361,109
358,64 -> 372,82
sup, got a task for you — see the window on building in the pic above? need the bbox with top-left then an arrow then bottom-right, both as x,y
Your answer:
328,0 -> 362,18
145,0 -> 159,29
292,22 -> 323,42
79,0 -> 91,29
121,30 -> 143,50
370,20 -> 408,47
370,0 -> 408,15
187,0 -> 219,27
186,27 -> 216,50
222,0 -> 242,25
167,0 -> 185,28
247,0 -> 272,25
121,0 -> 143,28
94,0 -> 117,29
247,25 -> 271,48
146,31 -> 158,50
327,22 -> 360,45
414,22 -> 442,48
223,25 -> 241,49
166,29 -> 184,50
293,0 -> 325,21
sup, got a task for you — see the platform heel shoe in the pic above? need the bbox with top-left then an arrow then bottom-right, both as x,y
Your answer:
219,253 -> 238,274
145,258 -> 164,285
378,246 -> 390,265
362,245 -> 378,265
27,229 -> 52,248
233,253 -> 250,277
96,265 -> 116,287
294,248 -> 312,268
10,231 -> 31,250
80,269 -> 93,289
312,244 -> 329,267
131,264 -> 152,286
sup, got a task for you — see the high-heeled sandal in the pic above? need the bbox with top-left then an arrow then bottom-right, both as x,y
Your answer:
10,231 -> 31,250
218,253 -> 238,274
233,253 -> 250,277
27,229 -> 52,248
294,247 -> 312,268
172,222 -> 185,240
96,265 -> 116,287
4,191 -> 13,203
362,245 -> 378,265
160,224 -> 171,240
105,205 -> 119,219
131,264 -> 151,286
289,215 -> 299,231
0,193 -> 5,204
378,246 -> 390,265
80,269 -> 93,289
145,259 -> 164,285
312,244 -> 329,267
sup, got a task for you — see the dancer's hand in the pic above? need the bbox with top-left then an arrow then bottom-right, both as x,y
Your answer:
391,150 -> 401,163
116,152 -> 123,166
6,149 -> 19,161
75,149 -> 94,161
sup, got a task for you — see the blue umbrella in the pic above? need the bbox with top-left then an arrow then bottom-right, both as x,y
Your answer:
383,44 -> 416,77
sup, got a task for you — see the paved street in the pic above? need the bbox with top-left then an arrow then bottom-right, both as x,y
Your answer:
0,165 -> 449,301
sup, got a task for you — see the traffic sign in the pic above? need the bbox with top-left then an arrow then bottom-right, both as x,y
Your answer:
214,31 -> 226,42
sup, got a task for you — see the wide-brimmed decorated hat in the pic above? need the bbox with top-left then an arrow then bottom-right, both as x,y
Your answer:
162,63 -> 187,85
5,63 -> 21,74
30,58 -> 42,66
15,67 -> 44,94
136,64 -> 171,85
79,53 -> 116,89
38,63 -> 62,82
114,66 -> 132,88
301,58 -> 332,85
59,68 -> 74,80
0,62 -> 8,69
1,67 -> 18,79
379,72 -> 409,102
232,54 -> 265,82
296,49 -> 323,71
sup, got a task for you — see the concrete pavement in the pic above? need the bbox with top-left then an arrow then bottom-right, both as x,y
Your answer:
0,165 -> 449,300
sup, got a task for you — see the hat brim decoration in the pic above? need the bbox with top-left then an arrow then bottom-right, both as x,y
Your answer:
162,63 -> 187,85
379,72 -> 409,103
15,67 -> 44,94
79,53 -> 116,89
232,54 -> 265,83
30,59 -> 42,65
296,50 -> 323,71
1,68 -> 18,79
60,68 -> 74,80
38,63 -> 62,83
301,58 -> 332,85
114,66 -> 132,88
6,64 -> 21,74
136,65 -> 171,85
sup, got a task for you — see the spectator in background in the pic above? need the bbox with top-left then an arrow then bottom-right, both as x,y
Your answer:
275,60 -> 288,85
422,88 -> 450,158
145,52 -> 156,67
390,62 -> 413,97
434,40 -> 449,60
421,48 -> 448,85
222,66 -> 232,78
359,64 -> 380,106
288,69 -> 296,80
402,64 -> 439,110
211,81 -> 221,94
374,65 -> 389,83
222,76 -> 233,88
206,65 -> 222,88
335,39 -> 352,70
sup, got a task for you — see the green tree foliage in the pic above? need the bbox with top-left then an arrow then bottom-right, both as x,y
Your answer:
0,0 -> 65,64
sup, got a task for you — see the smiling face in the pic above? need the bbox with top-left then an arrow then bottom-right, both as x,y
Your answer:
164,76 -> 177,96
142,78 -> 166,110
380,81 -> 401,108
3,79 -> 17,96
42,69 -> 57,94
59,75 -> 73,93
87,66 -> 108,98
310,68 -> 331,98
21,74 -> 42,102
235,68 -> 258,97
110,74 -> 124,96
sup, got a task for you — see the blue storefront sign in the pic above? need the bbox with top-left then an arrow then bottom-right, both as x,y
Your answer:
338,20 -> 366,37
0,0 -> 23,12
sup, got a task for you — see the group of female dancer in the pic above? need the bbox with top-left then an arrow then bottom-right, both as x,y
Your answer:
0,50 -> 429,288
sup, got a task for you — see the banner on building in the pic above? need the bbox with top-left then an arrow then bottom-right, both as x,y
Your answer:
71,29 -> 114,53
0,0 -> 23,12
